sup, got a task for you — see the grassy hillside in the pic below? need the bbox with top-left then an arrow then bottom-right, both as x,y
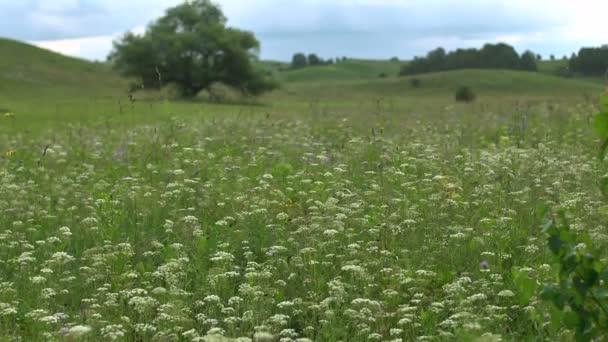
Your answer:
274,59 -> 402,82
0,38 -> 125,98
0,38 -> 263,132
0,37 -> 603,132
272,69 -> 603,103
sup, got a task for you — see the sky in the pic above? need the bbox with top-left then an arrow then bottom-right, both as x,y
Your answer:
0,0 -> 607,62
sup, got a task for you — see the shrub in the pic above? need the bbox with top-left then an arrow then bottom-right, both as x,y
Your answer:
378,72 -> 388,78
535,95 -> 608,341
455,86 -> 476,102
410,78 -> 422,88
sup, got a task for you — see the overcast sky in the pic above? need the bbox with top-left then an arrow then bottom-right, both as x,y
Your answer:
0,0 -> 607,61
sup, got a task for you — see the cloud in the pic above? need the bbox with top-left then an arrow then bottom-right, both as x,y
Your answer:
0,0 -> 180,40
4,0 -> 608,61
32,35 -> 116,61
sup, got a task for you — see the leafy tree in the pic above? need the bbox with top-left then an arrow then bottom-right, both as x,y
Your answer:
291,53 -> 308,68
520,51 -> 538,71
109,0 -> 276,98
399,43 -> 538,76
307,53 -> 322,66
569,47 -> 608,76
455,86 -> 476,102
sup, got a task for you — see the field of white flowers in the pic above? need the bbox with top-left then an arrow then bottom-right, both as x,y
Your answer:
0,104 -> 605,341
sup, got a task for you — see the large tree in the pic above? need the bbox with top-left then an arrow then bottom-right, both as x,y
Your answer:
108,0 -> 276,97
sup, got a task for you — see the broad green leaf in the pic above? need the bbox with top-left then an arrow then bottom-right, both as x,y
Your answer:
600,138 -> 608,161
548,235 -> 562,254
601,95 -> 608,112
600,178 -> 608,198
593,112 -> 608,138
564,310 -> 580,329
513,268 -> 538,305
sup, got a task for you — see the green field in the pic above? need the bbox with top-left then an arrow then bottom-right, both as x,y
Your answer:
1,39 -> 608,341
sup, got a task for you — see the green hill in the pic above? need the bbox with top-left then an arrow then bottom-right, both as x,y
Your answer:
0,37 -> 604,131
274,59 -> 402,82
0,37 -> 125,100
272,58 -> 578,82
273,69 -> 603,101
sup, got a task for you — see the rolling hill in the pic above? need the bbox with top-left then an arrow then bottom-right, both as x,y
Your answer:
0,37 -> 604,128
0,37 -> 125,100
271,68 -> 603,102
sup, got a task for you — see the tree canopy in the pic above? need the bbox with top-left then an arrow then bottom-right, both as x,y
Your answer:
568,46 -> 608,76
400,43 -> 538,76
290,52 -> 334,69
108,0 -> 277,97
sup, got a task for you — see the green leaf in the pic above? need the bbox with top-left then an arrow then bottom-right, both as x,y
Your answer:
593,112 -> 608,138
513,268 -> 538,305
548,234 -> 562,255
600,138 -> 608,161
564,310 -> 580,329
600,266 -> 608,282
600,178 -> 608,198
573,275 -> 589,296
536,202 -> 549,221
541,283 -> 565,308
601,96 -> 608,113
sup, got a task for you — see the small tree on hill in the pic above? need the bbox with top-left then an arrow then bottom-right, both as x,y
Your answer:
291,53 -> 308,68
109,0 -> 276,98
455,86 -> 476,103
307,54 -> 322,66
520,51 -> 538,71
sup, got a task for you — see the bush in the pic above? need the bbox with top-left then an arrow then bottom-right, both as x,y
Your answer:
455,86 -> 476,102
378,72 -> 388,78
410,78 -> 422,88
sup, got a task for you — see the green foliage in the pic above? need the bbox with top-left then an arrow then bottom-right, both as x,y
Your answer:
520,51 -> 539,72
289,52 -> 332,69
455,86 -> 476,102
539,95 -> 608,341
400,43 -> 538,76
540,210 -> 608,341
291,53 -> 308,68
569,47 -> 608,76
109,0 -> 276,98
594,96 -> 608,160
307,53 -> 321,66
409,78 -> 422,88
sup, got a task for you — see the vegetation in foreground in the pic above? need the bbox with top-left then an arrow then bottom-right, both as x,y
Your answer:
1,94 -> 607,340
2,20 -> 608,340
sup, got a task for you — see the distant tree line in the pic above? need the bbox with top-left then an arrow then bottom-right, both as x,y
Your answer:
400,43 -> 538,76
291,53 -> 339,68
568,46 -> 608,76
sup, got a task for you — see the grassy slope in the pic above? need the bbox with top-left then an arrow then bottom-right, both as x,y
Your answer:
271,69 -> 602,103
0,37 -> 125,99
275,59 -> 571,81
275,59 -> 403,83
0,37 -> 603,131
0,38 -> 264,132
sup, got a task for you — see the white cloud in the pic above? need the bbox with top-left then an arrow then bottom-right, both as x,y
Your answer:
31,35 -> 116,61
8,0 -> 608,61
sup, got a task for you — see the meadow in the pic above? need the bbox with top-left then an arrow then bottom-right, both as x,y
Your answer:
1,38 -> 608,341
